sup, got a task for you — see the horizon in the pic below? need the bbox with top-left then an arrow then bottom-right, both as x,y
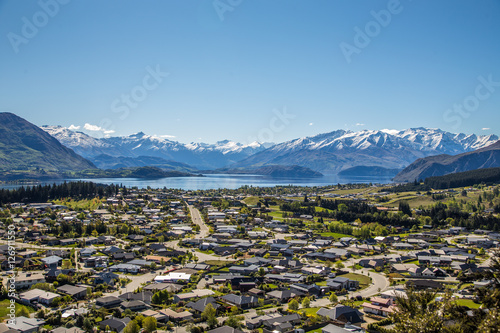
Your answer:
1,1 -> 500,143
41,121 -> 499,146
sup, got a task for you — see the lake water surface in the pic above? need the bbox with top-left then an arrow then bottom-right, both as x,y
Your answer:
1,174 -> 393,190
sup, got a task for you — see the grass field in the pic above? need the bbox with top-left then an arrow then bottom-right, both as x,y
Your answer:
301,307 -> 321,315
455,299 -> 481,309
305,328 -> 322,333
52,198 -> 102,211
267,211 -> 285,220
0,300 -> 35,320
243,196 -> 262,206
315,206 -> 335,213
204,260 -> 233,266
342,273 -> 372,288
319,232 -> 351,238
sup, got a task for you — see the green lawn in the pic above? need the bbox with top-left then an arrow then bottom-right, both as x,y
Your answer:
301,307 -> 321,315
306,328 -> 323,333
243,196 -> 262,206
0,300 -> 35,320
267,211 -> 285,220
315,206 -> 335,213
455,299 -> 482,309
319,232 -> 351,238
342,273 -> 372,289
205,260 -> 232,266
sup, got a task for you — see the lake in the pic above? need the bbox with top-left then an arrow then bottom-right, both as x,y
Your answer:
1,174 -> 393,190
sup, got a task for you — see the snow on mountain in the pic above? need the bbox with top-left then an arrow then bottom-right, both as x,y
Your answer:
42,125 -> 112,149
233,128 -> 499,174
265,127 -> 497,155
42,125 -> 498,173
41,126 -> 268,169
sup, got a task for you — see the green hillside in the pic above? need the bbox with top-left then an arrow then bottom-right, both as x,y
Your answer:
0,112 -> 96,173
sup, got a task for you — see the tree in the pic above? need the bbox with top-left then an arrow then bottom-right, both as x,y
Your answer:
302,296 -> 311,309
143,317 -> 157,333
225,315 -> 243,329
16,306 -> 30,317
329,293 -> 338,305
123,320 -> 140,333
83,318 -> 93,332
288,299 -> 299,310
390,289 -> 461,333
399,200 -> 412,216
258,298 -> 265,307
201,303 -> 218,328
258,267 -> 266,276
62,259 -> 73,269
230,305 -> 239,316
477,309 -> 500,333
335,261 -> 345,270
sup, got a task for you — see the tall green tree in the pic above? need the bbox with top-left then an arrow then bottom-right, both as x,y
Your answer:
201,303 -> 218,328
288,299 -> 299,311
143,317 -> 157,333
123,320 -> 140,333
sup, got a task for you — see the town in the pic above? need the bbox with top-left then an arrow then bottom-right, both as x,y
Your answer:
1,181 -> 499,333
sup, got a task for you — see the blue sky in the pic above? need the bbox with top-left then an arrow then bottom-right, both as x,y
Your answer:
0,0 -> 499,144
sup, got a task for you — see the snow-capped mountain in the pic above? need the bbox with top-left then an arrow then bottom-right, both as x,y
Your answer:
42,125 -> 498,174
41,126 -> 269,169
232,128 -> 499,174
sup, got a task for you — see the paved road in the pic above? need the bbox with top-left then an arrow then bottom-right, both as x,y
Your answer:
164,204 -> 233,263
105,269 -> 163,297
188,204 -> 210,239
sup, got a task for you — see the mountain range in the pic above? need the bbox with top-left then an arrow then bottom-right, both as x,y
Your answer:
42,126 -> 270,170
394,140 -> 500,182
42,125 -> 499,177
224,128 -> 498,175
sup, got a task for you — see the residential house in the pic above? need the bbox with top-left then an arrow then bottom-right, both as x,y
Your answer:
173,289 -> 215,303
119,291 -> 153,304
317,305 -> 364,324
90,271 -> 119,286
159,309 -> 194,322
262,313 -> 301,332
96,296 -> 123,308
361,297 -> 397,317
155,272 -> 191,283
20,289 -> 60,305
267,289 -> 299,302
120,300 -> 150,312
15,273 -> 45,290
322,323 -> 365,333
326,277 -> 359,291
186,297 -> 220,314
109,263 -> 140,273
99,317 -> 130,333
41,255 -> 63,269
79,248 -> 96,257
220,294 -> 258,309
56,285 -> 87,300
206,326 -> 244,333
290,283 -> 323,296
6,316 -> 45,333
143,282 -> 183,293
